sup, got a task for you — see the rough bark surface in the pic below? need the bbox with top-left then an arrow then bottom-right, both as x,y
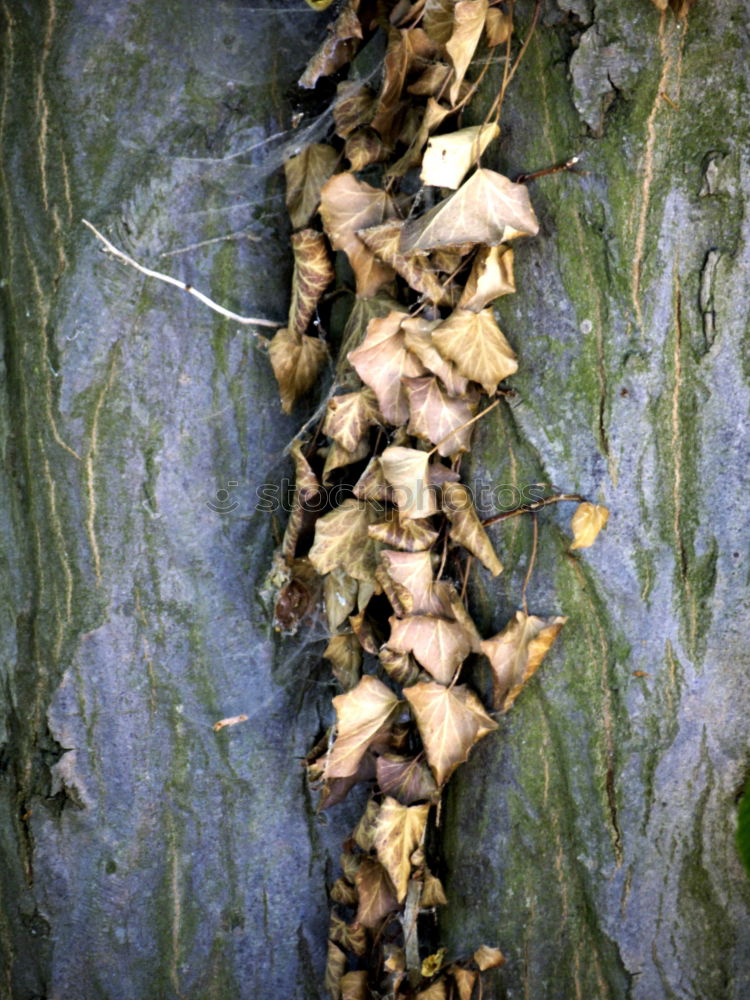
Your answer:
0,1 -> 748,999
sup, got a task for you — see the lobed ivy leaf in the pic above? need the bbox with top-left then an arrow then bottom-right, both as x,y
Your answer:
348,311 -> 427,424
480,610 -> 567,711
458,245 -> 515,312
374,796 -> 430,901
268,326 -> 328,414
432,307 -> 517,396
446,0 -> 489,104
327,675 -> 402,779
355,858 -> 400,929
442,481 -> 503,575
288,228 -> 334,335
388,614 -> 472,683
284,143 -> 339,230
570,501 -> 610,550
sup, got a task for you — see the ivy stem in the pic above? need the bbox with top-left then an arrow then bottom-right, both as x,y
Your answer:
521,513 -> 538,615
481,492 -> 583,527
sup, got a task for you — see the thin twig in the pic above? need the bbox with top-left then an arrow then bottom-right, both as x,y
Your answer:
427,398 -> 500,457
82,219 -> 283,332
481,492 -> 583,527
521,513 -> 538,615
515,155 -> 581,185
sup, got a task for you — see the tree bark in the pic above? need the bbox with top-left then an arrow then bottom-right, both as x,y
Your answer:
0,1 -> 748,999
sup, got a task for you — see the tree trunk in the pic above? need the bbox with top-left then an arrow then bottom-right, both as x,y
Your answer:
0,1 -> 748,999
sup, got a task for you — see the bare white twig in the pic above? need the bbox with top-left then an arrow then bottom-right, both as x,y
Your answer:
82,218 -> 283,331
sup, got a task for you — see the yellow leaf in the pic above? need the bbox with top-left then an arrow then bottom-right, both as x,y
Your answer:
421,123 -> 500,190
308,499 -> 382,582
299,1 -> 363,89
446,0 -> 489,105
327,675 -> 402,778
380,550 -> 448,616
348,311 -> 427,424
458,245 -> 515,312
288,228 -> 334,335
400,168 -> 539,254
485,7 -> 511,45
570,501 -> 609,549
355,858 -> 400,928
284,143 -> 339,230
442,482 -> 503,575
480,610 -> 567,711
432,308 -> 517,396
404,681 -> 498,785
388,615 -> 472,684
268,327 -> 328,414
374,797 -> 430,901
473,944 -> 506,970
421,869 -> 448,907
402,316 -> 470,396
380,446 -> 441,520
451,966 -> 478,1000
404,375 -> 479,456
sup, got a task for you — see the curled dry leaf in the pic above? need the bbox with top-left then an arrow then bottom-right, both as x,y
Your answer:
422,947 -> 447,977
322,388 -> 382,458
380,549 -> 447,616
284,143 -> 339,230
421,123 -> 500,190
376,753 -> 439,805
388,614 -> 472,684
324,567 -> 359,631
346,128 -> 390,171
353,799 -> 381,851
288,228 -> 334,335
334,81 -> 377,138
350,609 -> 381,654
485,6 -> 511,45
324,632 -> 362,690
290,440 -> 321,502
371,27 -> 440,143
322,437 -> 370,485
212,714 -> 248,732
320,173 -> 398,297
442,481 -> 503,575
458,245 -> 515,312
473,944 -> 506,970
432,308 -> 517,396
402,317 -> 469,395
421,869 -> 448,906
451,966 -> 478,1000
380,446 -> 440,520
404,375 -> 479,457
326,675 -> 402,778
355,858 -> 400,928
374,797 -> 430,901
299,0 -> 363,89
331,876 -> 359,905
446,0 -> 489,105
308,499 -> 382,582
348,311 -> 427,424
404,681 -> 498,785
318,751 -> 376,811
268,327 -> 328,414
341,969 -> 372,1000
325,940 -> 347,1000
480,610 -> 567,711
408,62 -> 453,97
387,97 -> 452,178
355,456 -> 395,502
358,220 -> 450,304
369,513 -> 439,552
399,168 -> 539,254
570,501 -> 609,549
330,913 -> 368,957
380,646 -> 423,687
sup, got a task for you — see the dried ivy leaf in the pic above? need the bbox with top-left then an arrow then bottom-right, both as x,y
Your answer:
421,123 -> 499,190
371,27 -> 440,143
331,876 -> 359,905
354,456 -> 395,503
340,970 -> 371,1000
408,62 -> 453,96
288,229 -> 335,335
380,446 -> 440,520
346,128 -> 390,171
570,501 -> 609,549
299,1 -> 363,89
442,482 -> 503,575
290,440 -> 321,502
421,869 -> 448,906
309,499 -> 382,582
348,311 -> 428,424
380,550 -> 448,616
402,317 -> 469,395
380,647 -> 423,686
458,245 -> 514,311
324,389 -> 382,453
400,168 -> 539,254
485,6 -> 511,45
473,945 -> 506,970
480,610 -> 567,711
388,615 -> 472,683
322,438 -> 370,485
350,609 -> 380,655
268,327 -> 328,414
318,751 -> 376,810
387,97 -> 452,178
353,799 -> 381,851
404,681 -> 498,785
284,143 -> 339,230
432,308 -> 517,396
446,0 -> 489,104
324,632 -> 362,690
320,173 -> 398,298
374,797 -> 430,901
339,292 -> 404,370
325,940 -> 347,1000
451,966 -> 478,999
417,976 -> 448,999
330,914 -> 368,957
404,376 -> 479,456
327,675 -> 402,778
369,514 -> 438,554
358,221 -> 450,304
355,858 -> 400,928
324,568 -> 359,631
376,754 -> 439,805
334,81 -> 376,138
423,0 -> 455,44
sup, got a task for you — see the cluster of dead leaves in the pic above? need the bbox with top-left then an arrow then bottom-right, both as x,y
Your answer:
264,2 -> 609,997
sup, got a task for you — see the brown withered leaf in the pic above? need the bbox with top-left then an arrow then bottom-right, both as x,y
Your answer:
380,447 -> 440,520
309,499 -> 382,582
350,609 -> 380,654
400,168 -> 539,254
458,245 -> 515,311
374,797 -> 430,902
346,128 -> 390,171
324,568 -> 359,631
570,501 -> 609,550
371,27 -> 440,142
380,550 -> 448,616
334,81 -> 376,138
353,798 -> 381,851
341,970 -> 371,1000
339,292 -> 404,372
268,327 -> 328,414
442,482 -> 503,575
473,945 -> 506,970
324,389 -> 382,452
377,753 -> 439,805
417,977 -> 448,999
324,632 -> 362,690
421,869 -> 448,906
358,220 -> 449,304
340,850 -> 362,884
402,317 -> 469,395
444,583 -> 482,652
284,143 -> 339,230
320,173 -> 398,297
423,0 -> 455,44
379,646 -> 423,687
331,876 -> 359,905
354,456 -> 395,502
376,565 -> 407,617
318,751 -> 376,810
355,858 -> 400,928
290,440 -> 321,502
388,615 -> 472,684
432,308 -> 517,396
369,512 -> 438,552
408,62 -> 453,96
481,610 -> 567,711
288,229 -> 334,335
325,940 -> 347,1000
387,97 -> 452,179
348,311 -> 428,424
446,0 -> 489,104
404,681 -> 498,785
485,6 -> 511,45
326,675 -> 402,778
299,0 -> 363,89
330,914 -> 368,957
421,123 -> 499,190
404,376 -> 479,457
451,966 -> 478,1000
322,438 -> 370,485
